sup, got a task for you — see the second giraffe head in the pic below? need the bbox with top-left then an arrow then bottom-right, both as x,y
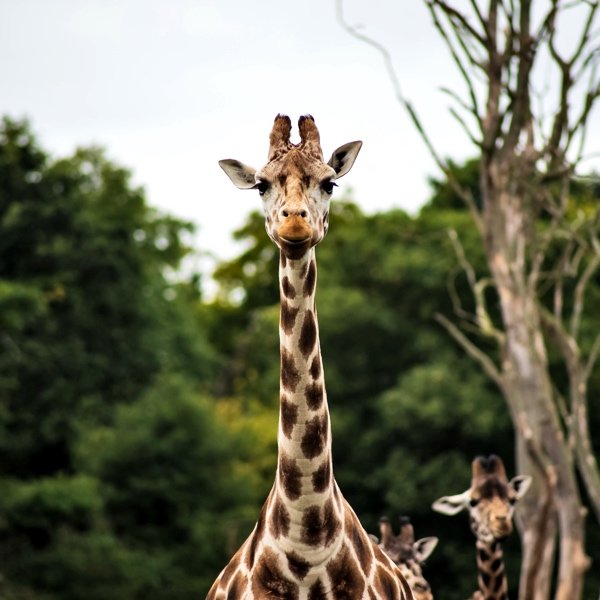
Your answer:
219,114 -> 362,259
432,455 -> 531,543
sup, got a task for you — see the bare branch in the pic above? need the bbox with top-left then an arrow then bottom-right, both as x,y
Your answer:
426,2 -> 484,127
449,106 -> 482,146
502,0 -> 536,156
468,0 -> 487,32
583,332 -> 600,382
569,1 -> 599,68
336,0 -> 484,232
428,0 -> 487,45
435,312 -> 504,388
540,306 -> 600,521
570,250 -> 600,339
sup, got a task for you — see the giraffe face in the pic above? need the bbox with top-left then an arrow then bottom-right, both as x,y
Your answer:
375,517 -> 438,600
254,149 -> 337,257
432,455 -> 532,544
219,115 -> 361,259
467,477 -> 517,542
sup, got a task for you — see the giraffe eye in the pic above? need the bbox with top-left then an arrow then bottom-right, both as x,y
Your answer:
320,180 -> 337,195
508,497 -> 517,505
255,180 -> 270,196
469,498 -> 480,507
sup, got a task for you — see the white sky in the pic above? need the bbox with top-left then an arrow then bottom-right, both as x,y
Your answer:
2,0 -> 598,275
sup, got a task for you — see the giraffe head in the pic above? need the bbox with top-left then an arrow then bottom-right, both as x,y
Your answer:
432,455 -> 531,544
219,114 -> 361,259
370,516 -> 438,600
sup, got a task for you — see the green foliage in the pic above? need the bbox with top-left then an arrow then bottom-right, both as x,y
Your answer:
0,118 -> 243,599
0,117 -> 598,599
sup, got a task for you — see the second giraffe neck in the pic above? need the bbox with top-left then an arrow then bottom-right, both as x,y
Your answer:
475,539 -> 508,600
277,249 -> 334,509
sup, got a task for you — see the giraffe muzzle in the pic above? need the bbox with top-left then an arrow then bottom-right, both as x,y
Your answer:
277,215 -> 313,245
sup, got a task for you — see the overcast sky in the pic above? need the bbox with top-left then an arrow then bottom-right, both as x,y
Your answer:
2,0 -> 598,275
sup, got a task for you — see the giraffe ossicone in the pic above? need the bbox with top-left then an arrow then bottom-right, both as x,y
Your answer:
209,115 -> 414,600
432,455 -> 531,600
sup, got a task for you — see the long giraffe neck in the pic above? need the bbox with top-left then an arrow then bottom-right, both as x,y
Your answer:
275,248 -> 339,548
207,248 -> 414,600
475,539 -> 508,600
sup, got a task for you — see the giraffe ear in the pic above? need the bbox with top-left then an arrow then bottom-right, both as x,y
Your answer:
431,491 -> 470,515
509,475 -> 532,500
413,537 -> 438,563
218,159 -> 257,189
327,141 -> 362,179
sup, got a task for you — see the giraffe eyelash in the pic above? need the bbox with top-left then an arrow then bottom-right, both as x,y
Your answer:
255,180 -> 270,195
320,180 -> 337,194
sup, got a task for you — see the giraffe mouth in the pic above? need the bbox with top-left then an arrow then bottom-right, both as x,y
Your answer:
280,236 -> 311,246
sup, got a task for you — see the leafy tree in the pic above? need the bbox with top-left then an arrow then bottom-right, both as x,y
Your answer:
0,117 -> 225,598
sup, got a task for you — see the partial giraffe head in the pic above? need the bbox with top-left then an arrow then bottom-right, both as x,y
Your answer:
432,455 -> 531,544
219,114 -> 361,259
370,516 -> 438,600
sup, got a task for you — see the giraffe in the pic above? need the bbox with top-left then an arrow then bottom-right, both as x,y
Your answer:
431,455 -> 531,600
208,114 -> 414,600
369,516 -> 438,600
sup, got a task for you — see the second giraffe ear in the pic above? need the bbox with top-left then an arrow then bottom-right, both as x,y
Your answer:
509,475 -> 532,500
413,537 -> 439,563
327,141 -> 362,179
431,491 -> 470,515
219,159 -> 257,189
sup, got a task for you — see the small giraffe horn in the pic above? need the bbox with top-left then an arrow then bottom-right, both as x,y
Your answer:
472,456 -> 488,483
298,115 -> 324,160
487,454 -> 508,481
268,114 -> 292,161
378,516 -> 393,545
398,517 -> 415,544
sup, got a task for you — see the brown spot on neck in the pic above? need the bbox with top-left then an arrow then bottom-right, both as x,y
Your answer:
252,547 -> 299,600
281,300 -> 299,334
326,543 -> 367,600
299,310 -> 317,357
308,579 -> 327,600
270,495 -> 291,539
305,381 -> 324,411
310,355 -> 321,379
280,348 -> 300,392
286,551 -> 310,580
278,453 -> 302,501
312,460 -> 331,493
303,260 -> 316,297
346,512 -> 374,575
301,413 -> 328,459
280,395 -> 298,439
247,501 -> 267,569
281,276 -> 296,299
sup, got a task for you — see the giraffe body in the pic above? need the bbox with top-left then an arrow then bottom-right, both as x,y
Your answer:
209,115 -> 413,600
432,455 -> 531,600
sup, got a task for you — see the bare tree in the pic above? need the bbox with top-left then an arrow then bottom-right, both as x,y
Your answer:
338,1 -> 600,599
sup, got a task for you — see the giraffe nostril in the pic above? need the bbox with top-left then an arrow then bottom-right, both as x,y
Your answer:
299,210 -> 308,218
282,209 -> 289,218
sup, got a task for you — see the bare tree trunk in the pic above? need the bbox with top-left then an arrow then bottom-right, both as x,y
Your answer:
516,434 -> 556,600
481,155 -> 589,599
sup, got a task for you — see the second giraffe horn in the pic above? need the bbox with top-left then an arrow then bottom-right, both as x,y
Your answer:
268,114 -> 292,161
298,115 -> 324,160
